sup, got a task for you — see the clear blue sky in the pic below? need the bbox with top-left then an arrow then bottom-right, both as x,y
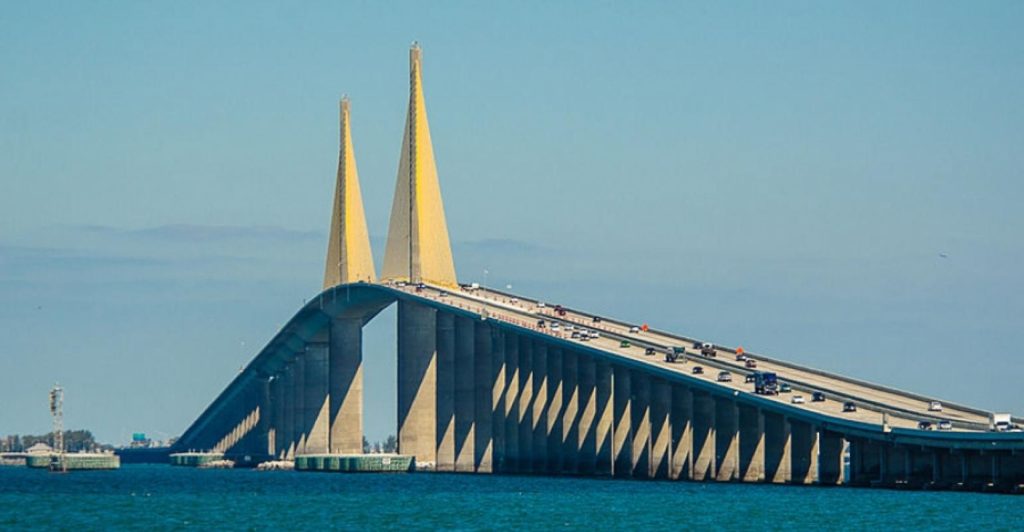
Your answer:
2,1 -> 1022,445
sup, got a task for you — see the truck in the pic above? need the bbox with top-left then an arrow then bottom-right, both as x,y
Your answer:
991,413 -> 1013,432
753,371 -> 778,395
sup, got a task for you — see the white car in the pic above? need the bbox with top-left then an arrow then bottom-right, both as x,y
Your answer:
550,323 -> 560,331
537,302 -> 546,308
928,401 -> 943,412
589,331 -> 601,339
510,297 -> 519,304
564,324 -> 575,331
629,326 -> 640,333
791,395 -> 806,404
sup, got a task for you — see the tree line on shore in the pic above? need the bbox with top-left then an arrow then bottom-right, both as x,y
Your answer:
0,430 -> 111,453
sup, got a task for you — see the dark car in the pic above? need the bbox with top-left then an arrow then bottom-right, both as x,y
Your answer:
843,402 -> 857,413
692,366 -> 704,375
537,320 -> 546,329
779,383 -> 792,393
745,359 -> 757,369
592,316 -> 602,323
664,350 -> 679,363
918,421 -> 934,431
644,347 -> 656,356
745,374 -> 756,383
812,392 -> 826,402
415,283 -> 426,292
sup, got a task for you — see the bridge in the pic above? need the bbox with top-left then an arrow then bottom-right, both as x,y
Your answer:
172,45 -> 1024,492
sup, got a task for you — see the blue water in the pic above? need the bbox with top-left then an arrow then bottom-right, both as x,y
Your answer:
0,465 -> 1018,530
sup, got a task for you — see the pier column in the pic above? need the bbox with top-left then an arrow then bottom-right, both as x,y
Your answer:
531,343 -> 548,473
435,312 -> 456,471
692,391 -> 716,481
546,348 -> 564,474
577,354 -> 597,475
612,366 -> 632,477
631,371 -> 651,479
303,343 -> 330,454
790,420 -> 817,484
650,379 -> 671,479
714,398 -> 739,481
329,317 -> 363,454
454,315 -> 476,472
517,338 -> 534,474
561,350 -> 579,475
670,385 -> 693,480
738,405 -> 765,482
271,374 -> 286,458
257,376 -> 272,457
594,360 -> 614,476
397,300 -> 437,466
818,430 -> 845,485
764,412 -> 791,483
474,321 -> 494,472
291,354 -> 306,456
282,364 -> 295,459
489,326 -> 506,473
503,333 -> 520,473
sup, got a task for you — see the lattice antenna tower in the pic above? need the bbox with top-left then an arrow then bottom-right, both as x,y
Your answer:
49,383 -> 65,472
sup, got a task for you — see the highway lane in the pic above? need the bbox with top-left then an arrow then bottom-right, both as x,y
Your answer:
392,282 -> 994,433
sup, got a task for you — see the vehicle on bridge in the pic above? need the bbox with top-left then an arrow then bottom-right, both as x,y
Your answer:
792,395 -> 806,404
992,413 -> 1013,432
745,374 -> 756,383
779,383 -> 792,393
812,391 -> 826,402
918,421 -> 934,430
745,359 -> 757,369
619,340 -> 631,348
929,401 -> 943,412
645,347 -> 657,356
700,343 -> 716,357
754,371 -> 778,395
938,419 -> 952,431
717,371 -> 732,383
692,366 -> 704,375
665,349 -> 679,363
843,401 -> 857,413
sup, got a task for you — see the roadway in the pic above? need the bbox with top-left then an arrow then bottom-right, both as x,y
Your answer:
390,281 -> 998,433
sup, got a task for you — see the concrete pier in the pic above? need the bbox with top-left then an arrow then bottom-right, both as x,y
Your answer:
561,350 -> 579,475
594,360 -> 614,477
630,371 -> 651,479
397,300 -> 437,465
692,391 -> 716,481
545,348 -> 563,474
670,385 -> 693,480
738,405 -> 765,482
435,312 -> 456,471
714,397 -> 739,481
454,315 -> 475,472
329,317 -> 364,455
531,343 -> 548,473
650,379 -> 671,479
612,366 -> 632,477
819,430 -> 844,485
474,321 -> 494,472
576,354 -> 597,475
790,420 -> 818,484
503,333 -> 520,473
517,338 -> 534,474
489,326 -> 506,473
303,343 -> 330,454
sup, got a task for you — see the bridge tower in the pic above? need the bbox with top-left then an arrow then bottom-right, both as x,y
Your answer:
324,97 -> 376,288
381,43 -> 458,288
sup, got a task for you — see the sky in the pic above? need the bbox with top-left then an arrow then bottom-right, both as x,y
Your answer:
1,1 -> 1022,445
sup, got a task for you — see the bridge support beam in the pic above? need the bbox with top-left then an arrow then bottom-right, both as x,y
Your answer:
531,343 -> 549,473
291,356 -> 306,456
561,350 -> 579,475
631,371 -> 651,479
594,360 -> 614,477
715,398 -> 739,481
692,391 -> 716,481
302,343 -> 330,454
650,379 -> 671,479
818,430 -> 844,485
790,420 -> 818,484
670,385 -> 693,480
435,312 -> 456,471
271,373 -> 285,458
397,300 -> 437,466
612,366 -> 632,477
454,315 -> 475,472
577,354 -> 597,476
546,348 -> 564,474
517,338 -> 534,474
764,412 -> 791,483
503,333 -> 520,473
257,376 -> 272,458
738,405 -> 765,482
487,325 -> 505,473
329,317 -> 363,454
